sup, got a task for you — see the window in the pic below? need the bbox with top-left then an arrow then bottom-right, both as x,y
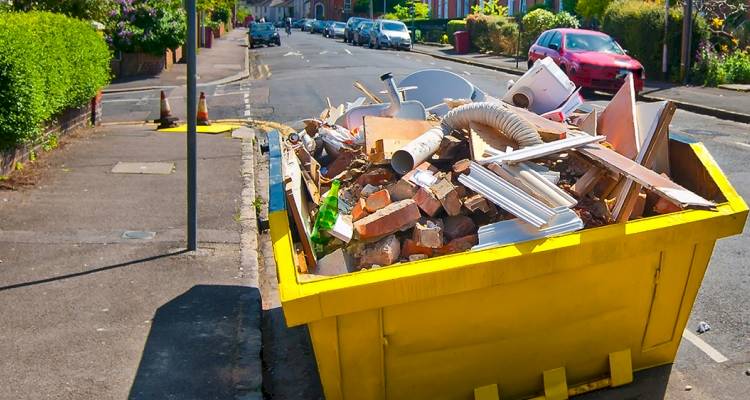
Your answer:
537,31 -> 552,47
464,0 -> 470,17
383,22 -> 406,31
520,0 -> 527,13
548,31 -> 562,50
508,0 -> 514,16
443,0 -> 448,18
564,33 -> 625,54
344,0 -> 351,12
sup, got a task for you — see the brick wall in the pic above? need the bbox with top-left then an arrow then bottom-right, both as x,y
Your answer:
0,93 -> 102,176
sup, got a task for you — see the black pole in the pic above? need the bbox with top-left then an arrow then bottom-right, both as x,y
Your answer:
187,0 -> 198,251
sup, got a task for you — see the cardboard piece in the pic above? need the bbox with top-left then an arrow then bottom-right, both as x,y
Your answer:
469,122 -> 517,161
363,116 -> 438,162
597,74 -> 640,159
504,103 -> 567,141
283,155 -> 317,272
578,109 -> 598,136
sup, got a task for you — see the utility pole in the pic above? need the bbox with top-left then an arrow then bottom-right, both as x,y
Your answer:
186,0 -> 198,251
369,0 -> 374,19
662,0 -> 669,81
679,0 -> 693,83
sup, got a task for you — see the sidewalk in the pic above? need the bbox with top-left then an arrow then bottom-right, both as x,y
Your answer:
412,44 -> 750,123
0,123 -> 262,399
106,28 -> 249,93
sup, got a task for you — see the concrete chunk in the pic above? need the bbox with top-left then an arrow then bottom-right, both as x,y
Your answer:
359,235 -> 401,267
413,220 -> 444,248
431,179 -> 462,216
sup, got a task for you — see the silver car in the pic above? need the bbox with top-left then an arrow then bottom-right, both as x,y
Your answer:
370,20 -> 411,50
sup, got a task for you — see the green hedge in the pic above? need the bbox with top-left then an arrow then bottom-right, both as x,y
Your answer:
466,13 -> 519,55
0,11 -> 111,150
447,19 -> 467,44
601,0 -> 708,80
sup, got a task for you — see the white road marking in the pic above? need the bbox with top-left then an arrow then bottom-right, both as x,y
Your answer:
430,62 -> 436,65
319,50 -> 328,55
463,71 -> 471,76
344,49 -> 352,55
244,109 -> 252,116
731,141 -> 750,149
283,51 -> 301,56
682,329 -> 729,363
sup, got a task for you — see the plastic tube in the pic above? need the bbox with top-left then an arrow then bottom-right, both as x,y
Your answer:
442,102 -> 543,148
391,127 -> 444,174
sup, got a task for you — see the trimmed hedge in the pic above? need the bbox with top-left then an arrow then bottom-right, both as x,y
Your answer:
466,13 -> 519,55
447,19 -> 467,45
0,11 -> 111,150
601,0 -> 708,80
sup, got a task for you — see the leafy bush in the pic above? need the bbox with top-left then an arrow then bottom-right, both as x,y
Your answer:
521,9 -> 579,52
576,0 -> 611,22
471,0 -> 508,16
466,13 -> 519,55
211,6 -> 231,24
392,2 -> 430,21
105,0 -> 187,56
7,0 -> 115,22
693,42 -> 750,86
447,19 -> 467,44
601,0 -> 708,80
0,11 -> 111,150
724,50 -> 750,83
563,0 -> 579,13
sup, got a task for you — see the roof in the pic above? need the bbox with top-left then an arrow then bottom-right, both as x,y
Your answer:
269,0 -> 294,7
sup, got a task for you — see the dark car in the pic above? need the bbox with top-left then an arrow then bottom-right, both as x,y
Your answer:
292,19 -> 304,29
310,19 -> 327,34
273,20 -> 285,28
353,21 -> 374,46
324,22 -> 346,38
249,23 -> 280,48
528,28 -> 645,93
301,19 -> 314,31
344,17 -> 368,43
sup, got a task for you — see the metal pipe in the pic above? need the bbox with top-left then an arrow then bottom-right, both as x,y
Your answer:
187,0 -> 198,251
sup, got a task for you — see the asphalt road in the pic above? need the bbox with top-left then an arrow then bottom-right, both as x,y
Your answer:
102,30 -> 750,399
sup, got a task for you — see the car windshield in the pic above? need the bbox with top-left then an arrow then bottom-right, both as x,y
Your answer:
334,22 -> 345,28
565,33 -> 624,54
252,24 -> 273,32
382,22 -> 406,32
360,22 -> 372,29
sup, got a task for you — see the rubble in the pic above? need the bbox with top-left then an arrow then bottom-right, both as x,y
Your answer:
278,67 -> 719,277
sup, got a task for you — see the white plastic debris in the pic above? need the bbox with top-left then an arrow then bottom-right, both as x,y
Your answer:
409,169 -> 438,189
501,57 -> 576,114
697,321 -> 711,334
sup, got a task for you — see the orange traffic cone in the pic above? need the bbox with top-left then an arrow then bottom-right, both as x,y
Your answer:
197,92 -> 211,126
155,90 -> 179,128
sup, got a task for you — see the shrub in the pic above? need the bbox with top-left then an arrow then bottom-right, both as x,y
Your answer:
521,9 -> 579,52
693,43 -> 750,86
576,0 -> 611,22
105,0 -> 187,56
0,11 -> 111,150
211,6 -> 231,24
724,50 -> 750,83
466,13 -> 519,55
601,0 -> 708,80
447,19 -> 467,44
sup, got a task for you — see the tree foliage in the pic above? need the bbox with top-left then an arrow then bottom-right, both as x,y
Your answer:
471,0 -> 508,16
8,0 -> 115,21
105,0 -> 187,56
576,0 -> 611,22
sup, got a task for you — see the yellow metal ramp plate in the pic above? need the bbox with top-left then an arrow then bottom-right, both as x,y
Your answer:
157,123 -> 241,134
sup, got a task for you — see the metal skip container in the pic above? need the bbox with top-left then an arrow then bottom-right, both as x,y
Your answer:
268,130 -> 747,400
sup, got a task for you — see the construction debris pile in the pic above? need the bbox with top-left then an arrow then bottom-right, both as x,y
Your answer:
281,59 -> 717,277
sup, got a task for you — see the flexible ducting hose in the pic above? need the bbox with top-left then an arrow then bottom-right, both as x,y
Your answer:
391,102 -> 543,174
441,102 -> 542,148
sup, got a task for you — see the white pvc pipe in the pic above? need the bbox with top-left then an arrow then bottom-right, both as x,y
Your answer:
391,127 -> 444,174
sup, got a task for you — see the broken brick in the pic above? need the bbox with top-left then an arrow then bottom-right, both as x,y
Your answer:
402,161 -> 438,181
388,179 -> 417,201
356,168 -> 395,187
464,194 -> 492,214
443,215 -> 477,240
430,179 -> 462,216
351,198 -> 369,222
413,220 -> 444,248
436,135 -> 463,158
401,238 -> 434,258
452,159 -> 472,175
324,150 -> 357,178
414,187 -> 443,217
435,234 -> 478,255
408,254 -> 428,262
354,199 -> 421,240
359,235 -> 401,267
365,189 -> 392,213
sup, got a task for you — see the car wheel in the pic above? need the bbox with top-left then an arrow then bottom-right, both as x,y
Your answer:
249,43 -> 254,49
527,60 -> 534,69
276,39 -> 281,46
368,40 -> 373,49
375,40 -> 381,49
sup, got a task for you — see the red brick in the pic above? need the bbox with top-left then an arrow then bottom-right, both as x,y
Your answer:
388,179 -> 417,201
324,150 -> 357,178
401,238 -> 434,258
365,189 -> 391,213
412,220 -> 443,248
430,179 -> 462,216
354,199 -> 421,240
414,187 -> 443,217
443,215 -> 477,240
463,194 -> 496,215
436,234 -> 478,255
359,235 -> 401,267
356,167 -> 395,187
402,161 -> 437,181
452,159 -> 472,175
351,198 -> 369,222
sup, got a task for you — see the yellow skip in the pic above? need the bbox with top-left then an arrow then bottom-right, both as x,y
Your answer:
156,123 -> 242,134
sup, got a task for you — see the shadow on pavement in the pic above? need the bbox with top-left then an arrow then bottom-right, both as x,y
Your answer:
129,284 -> 261,400
577,364 -> 672,399
0,249 -> 188,292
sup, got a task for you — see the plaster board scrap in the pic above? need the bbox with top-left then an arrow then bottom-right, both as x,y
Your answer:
458,162 -> 577,229
578,109 -> 597,135
499,162 -> 577,208
598,73 -> 640,159
578,144 -> 715,209
469,122 -> 518,161
473,212 -> 584,250
479,134 -> 605,165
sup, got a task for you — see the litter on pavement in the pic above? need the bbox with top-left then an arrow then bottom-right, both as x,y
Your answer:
280,60 -> 717,277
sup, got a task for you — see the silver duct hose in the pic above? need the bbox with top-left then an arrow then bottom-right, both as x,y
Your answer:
391,102 -> 543,174
441,102 -> 542,148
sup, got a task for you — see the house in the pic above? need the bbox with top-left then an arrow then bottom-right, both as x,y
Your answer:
426,0 -> 563,19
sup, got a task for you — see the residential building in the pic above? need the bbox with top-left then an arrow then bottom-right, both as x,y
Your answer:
426,0 -> 563,19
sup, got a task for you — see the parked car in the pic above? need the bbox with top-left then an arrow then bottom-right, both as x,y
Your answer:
369,19 -> 411,50
249,22 -> 281,48
353,21 -> 374,46
344,17 -> 368,43
273,20 -> 285,28
301,19 -> 314,32
324,21 -> 346,38
527,28 -> 645,93
292,19 -> 304,29
310,19 -> 327,34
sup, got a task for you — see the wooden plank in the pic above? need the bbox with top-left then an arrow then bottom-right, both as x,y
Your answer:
284,165 -> 317,272
504,103 -> 567,141
597,74 -> 640,159
578,144 -> 715,209
578,109 -> 597,135
353,81 -> 383,104
468,122 -> 517,161
363,116 -> 438,161
571,167 -> 606,198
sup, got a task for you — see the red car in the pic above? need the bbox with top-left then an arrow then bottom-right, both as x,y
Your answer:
527,28 -> 645,93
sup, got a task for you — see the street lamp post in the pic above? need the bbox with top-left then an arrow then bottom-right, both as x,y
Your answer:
186,0 -> 198,251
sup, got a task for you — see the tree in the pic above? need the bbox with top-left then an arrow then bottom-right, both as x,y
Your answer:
9,0 -> 115,21
471,0 -> 508,16
576,0 -> 611,22
105,0 -> 187,55
392,2 -> 429,20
